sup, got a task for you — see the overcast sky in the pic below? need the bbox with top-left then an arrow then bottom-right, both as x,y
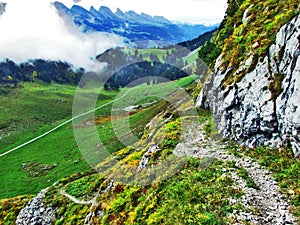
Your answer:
0,0 -> 227,68
62,0 -> 228,25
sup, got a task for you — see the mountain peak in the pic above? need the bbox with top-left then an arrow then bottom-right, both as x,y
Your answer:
116,8 -> 123,14
54,2 -> 216,44
0,2 -> 6,16
127,10 -> 138,16
70,4 -> 89,14
98,6 -> 116,19
115,8 -> 125,17
99,6 -> 113,14
90,6 -> 97,12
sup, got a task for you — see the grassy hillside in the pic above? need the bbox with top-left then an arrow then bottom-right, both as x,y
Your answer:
197,0 -> 299,87
2,1 -> 300,222
0,82 -> 77,152
1,102 -> 299,224
0,76 -> 197,199
28,102 -> 299,224
41,159 -> 244,224
0,195 -> 33,225
122,48 -> 171,62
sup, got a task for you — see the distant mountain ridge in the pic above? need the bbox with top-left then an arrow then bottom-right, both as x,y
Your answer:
0,2 -> 6,16
54,2 -> 217,44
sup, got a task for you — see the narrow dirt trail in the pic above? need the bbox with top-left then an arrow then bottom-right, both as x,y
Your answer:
59,190 -> 94,205
173,121 -> 296,225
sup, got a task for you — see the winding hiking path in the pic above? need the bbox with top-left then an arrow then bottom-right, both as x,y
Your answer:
174,121 -> 296,225
0,89 -> 132,158
59,190 -> 94,205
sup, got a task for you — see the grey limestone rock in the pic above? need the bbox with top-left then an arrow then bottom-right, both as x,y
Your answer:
197,15 -> 300,156
16,188 -> 55,225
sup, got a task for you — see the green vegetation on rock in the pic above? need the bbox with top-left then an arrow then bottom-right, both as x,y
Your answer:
197,0 -> 299,88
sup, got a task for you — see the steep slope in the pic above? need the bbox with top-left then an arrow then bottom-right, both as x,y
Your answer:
53,2 -> 216,44
197,0 -> 300,157
10,96 -> 298,224
2,1 -> 300,224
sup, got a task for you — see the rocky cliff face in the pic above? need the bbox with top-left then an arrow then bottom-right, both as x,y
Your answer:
197,15 -> 300,157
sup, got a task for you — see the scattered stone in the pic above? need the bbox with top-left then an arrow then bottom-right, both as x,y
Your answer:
16,188 -> 55,225
21,162 -> 58,177
137,145 -> 160,171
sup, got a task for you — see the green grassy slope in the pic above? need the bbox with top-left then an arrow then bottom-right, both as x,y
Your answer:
197,0 -> 299,88
0,75 -> 299,224
122,48 -> 173,62
0,76 -> 197,199
0,82 -> 77,152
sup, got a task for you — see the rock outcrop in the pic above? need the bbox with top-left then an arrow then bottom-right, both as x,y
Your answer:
197,15 -> 300,157
16,188 -> 55,225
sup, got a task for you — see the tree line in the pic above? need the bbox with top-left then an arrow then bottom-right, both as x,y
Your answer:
96,47 -> 190,90
0,59 -> 84,93
103,61 -> 189,90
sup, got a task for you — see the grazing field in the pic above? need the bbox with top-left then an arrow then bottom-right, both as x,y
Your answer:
0,76 -> 197,199
0,82 -> 77,153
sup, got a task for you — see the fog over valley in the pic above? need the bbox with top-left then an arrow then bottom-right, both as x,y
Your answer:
0,0 -> 124,69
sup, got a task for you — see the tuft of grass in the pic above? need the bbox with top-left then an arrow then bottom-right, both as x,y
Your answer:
0,195 -> 34,225
236,167 -> 260,190
97,159 -> 243,225
204,116 -> 219,138
42,159 -> 245,225
64,174 -> 104,199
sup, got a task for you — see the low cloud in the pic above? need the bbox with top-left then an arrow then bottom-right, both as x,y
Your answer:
0,0 -> 123,69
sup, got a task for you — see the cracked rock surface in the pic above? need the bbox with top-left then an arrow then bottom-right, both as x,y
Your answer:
197,15 -> 300,157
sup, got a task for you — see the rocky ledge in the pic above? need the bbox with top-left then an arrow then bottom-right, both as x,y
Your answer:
197,15 -> 300,157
